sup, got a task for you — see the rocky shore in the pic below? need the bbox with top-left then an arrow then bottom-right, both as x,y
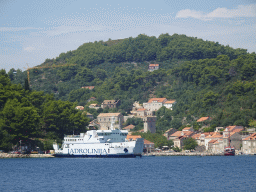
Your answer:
0,153 -> 54,158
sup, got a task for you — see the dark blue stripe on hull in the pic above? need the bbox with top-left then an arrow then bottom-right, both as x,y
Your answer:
54,154 -> 141,158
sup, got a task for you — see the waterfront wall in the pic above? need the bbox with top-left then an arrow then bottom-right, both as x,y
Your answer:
0,153 -> 54,158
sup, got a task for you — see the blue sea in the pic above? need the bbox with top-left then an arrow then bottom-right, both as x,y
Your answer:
0,156 -> 256,192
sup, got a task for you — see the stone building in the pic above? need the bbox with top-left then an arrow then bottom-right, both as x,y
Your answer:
143,98 -> 167,115
164,128 -> 177,139
143,116 -> 157,133
101,100 -> 120,109
97,113 -> 123,130
137,108 -> 146,117
144,139 -> 155,153
242,133 -> 256,154
223,131 -> 242,150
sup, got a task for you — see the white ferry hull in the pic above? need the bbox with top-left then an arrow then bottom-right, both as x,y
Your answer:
54,138 -> 144,158
54,153 -> 140,158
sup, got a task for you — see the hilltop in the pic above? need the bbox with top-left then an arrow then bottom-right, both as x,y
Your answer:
8,33 -> 256,131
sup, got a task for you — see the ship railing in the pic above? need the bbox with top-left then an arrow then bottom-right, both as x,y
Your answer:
64,135 -> 81,138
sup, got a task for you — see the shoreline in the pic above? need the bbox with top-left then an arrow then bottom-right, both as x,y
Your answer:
0,153 -> 54,158
144,152 -> 224,156
0,152 -> 251,158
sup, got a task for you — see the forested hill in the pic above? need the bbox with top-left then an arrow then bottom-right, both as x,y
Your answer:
7,33 -> 256,130
45,33 -> 247,67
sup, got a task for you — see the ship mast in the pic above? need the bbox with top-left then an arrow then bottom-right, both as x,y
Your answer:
110,116 -> 114,130
228,128 -> 231,147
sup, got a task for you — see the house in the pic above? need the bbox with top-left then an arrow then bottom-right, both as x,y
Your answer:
208,139 -> 223,153
182,127 -> 194,132
123,124 -> 135,132
164,128 -> 177,139
101,100 -> 120,109
89,103 -> 100,109
137,108 -> 146,117
143,98 -> 176,115
86,112 -> 94,120
163,100 -> 176,110
75,106 -> 84,110
205,132 -> 223,150
192,132 -> 214,146
97,113 -> 124,130
144,139 -> 155,153
81,86 -> 95,90
242,133 -> 256,154
169,130 -> 194,141
143,98 -> 167,115
173,136 -> 187,148
148,64 -> 159,72
169,131 -> 182,140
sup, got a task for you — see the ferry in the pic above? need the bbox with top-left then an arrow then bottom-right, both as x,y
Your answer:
53,119 -> 144,158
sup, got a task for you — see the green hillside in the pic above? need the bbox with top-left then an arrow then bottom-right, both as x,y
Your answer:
7,33 -> 256,132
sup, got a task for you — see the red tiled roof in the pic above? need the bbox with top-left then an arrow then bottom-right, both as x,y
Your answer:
127,135 -> 142,140
144,139 -> 154,144
208,139 -> 218,144
182,127 -> 191,131
225,126 -> 244,132
137,108 -> 146,111
243,133 -> 256,140
223,132 -> 237,138
191,133 -> 201,139
164,100 -> 176,104
123,125 -> 135,130
197,117 -> 210,122
206,132 -> 222,139
170,131 -> 194,138
170,131 -> 182,137
183,131 -> 194,137
148,98 -> 167,103
203,132 -> 215,137
149,64 -> 159,67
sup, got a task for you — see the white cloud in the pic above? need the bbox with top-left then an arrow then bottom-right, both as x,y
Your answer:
24,46 -> 36,52
176,4 -> 256,20
0,27 -> 38,32
41,25 -> 105,37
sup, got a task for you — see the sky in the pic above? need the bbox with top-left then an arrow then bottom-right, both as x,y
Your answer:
1,0 -> 256,72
